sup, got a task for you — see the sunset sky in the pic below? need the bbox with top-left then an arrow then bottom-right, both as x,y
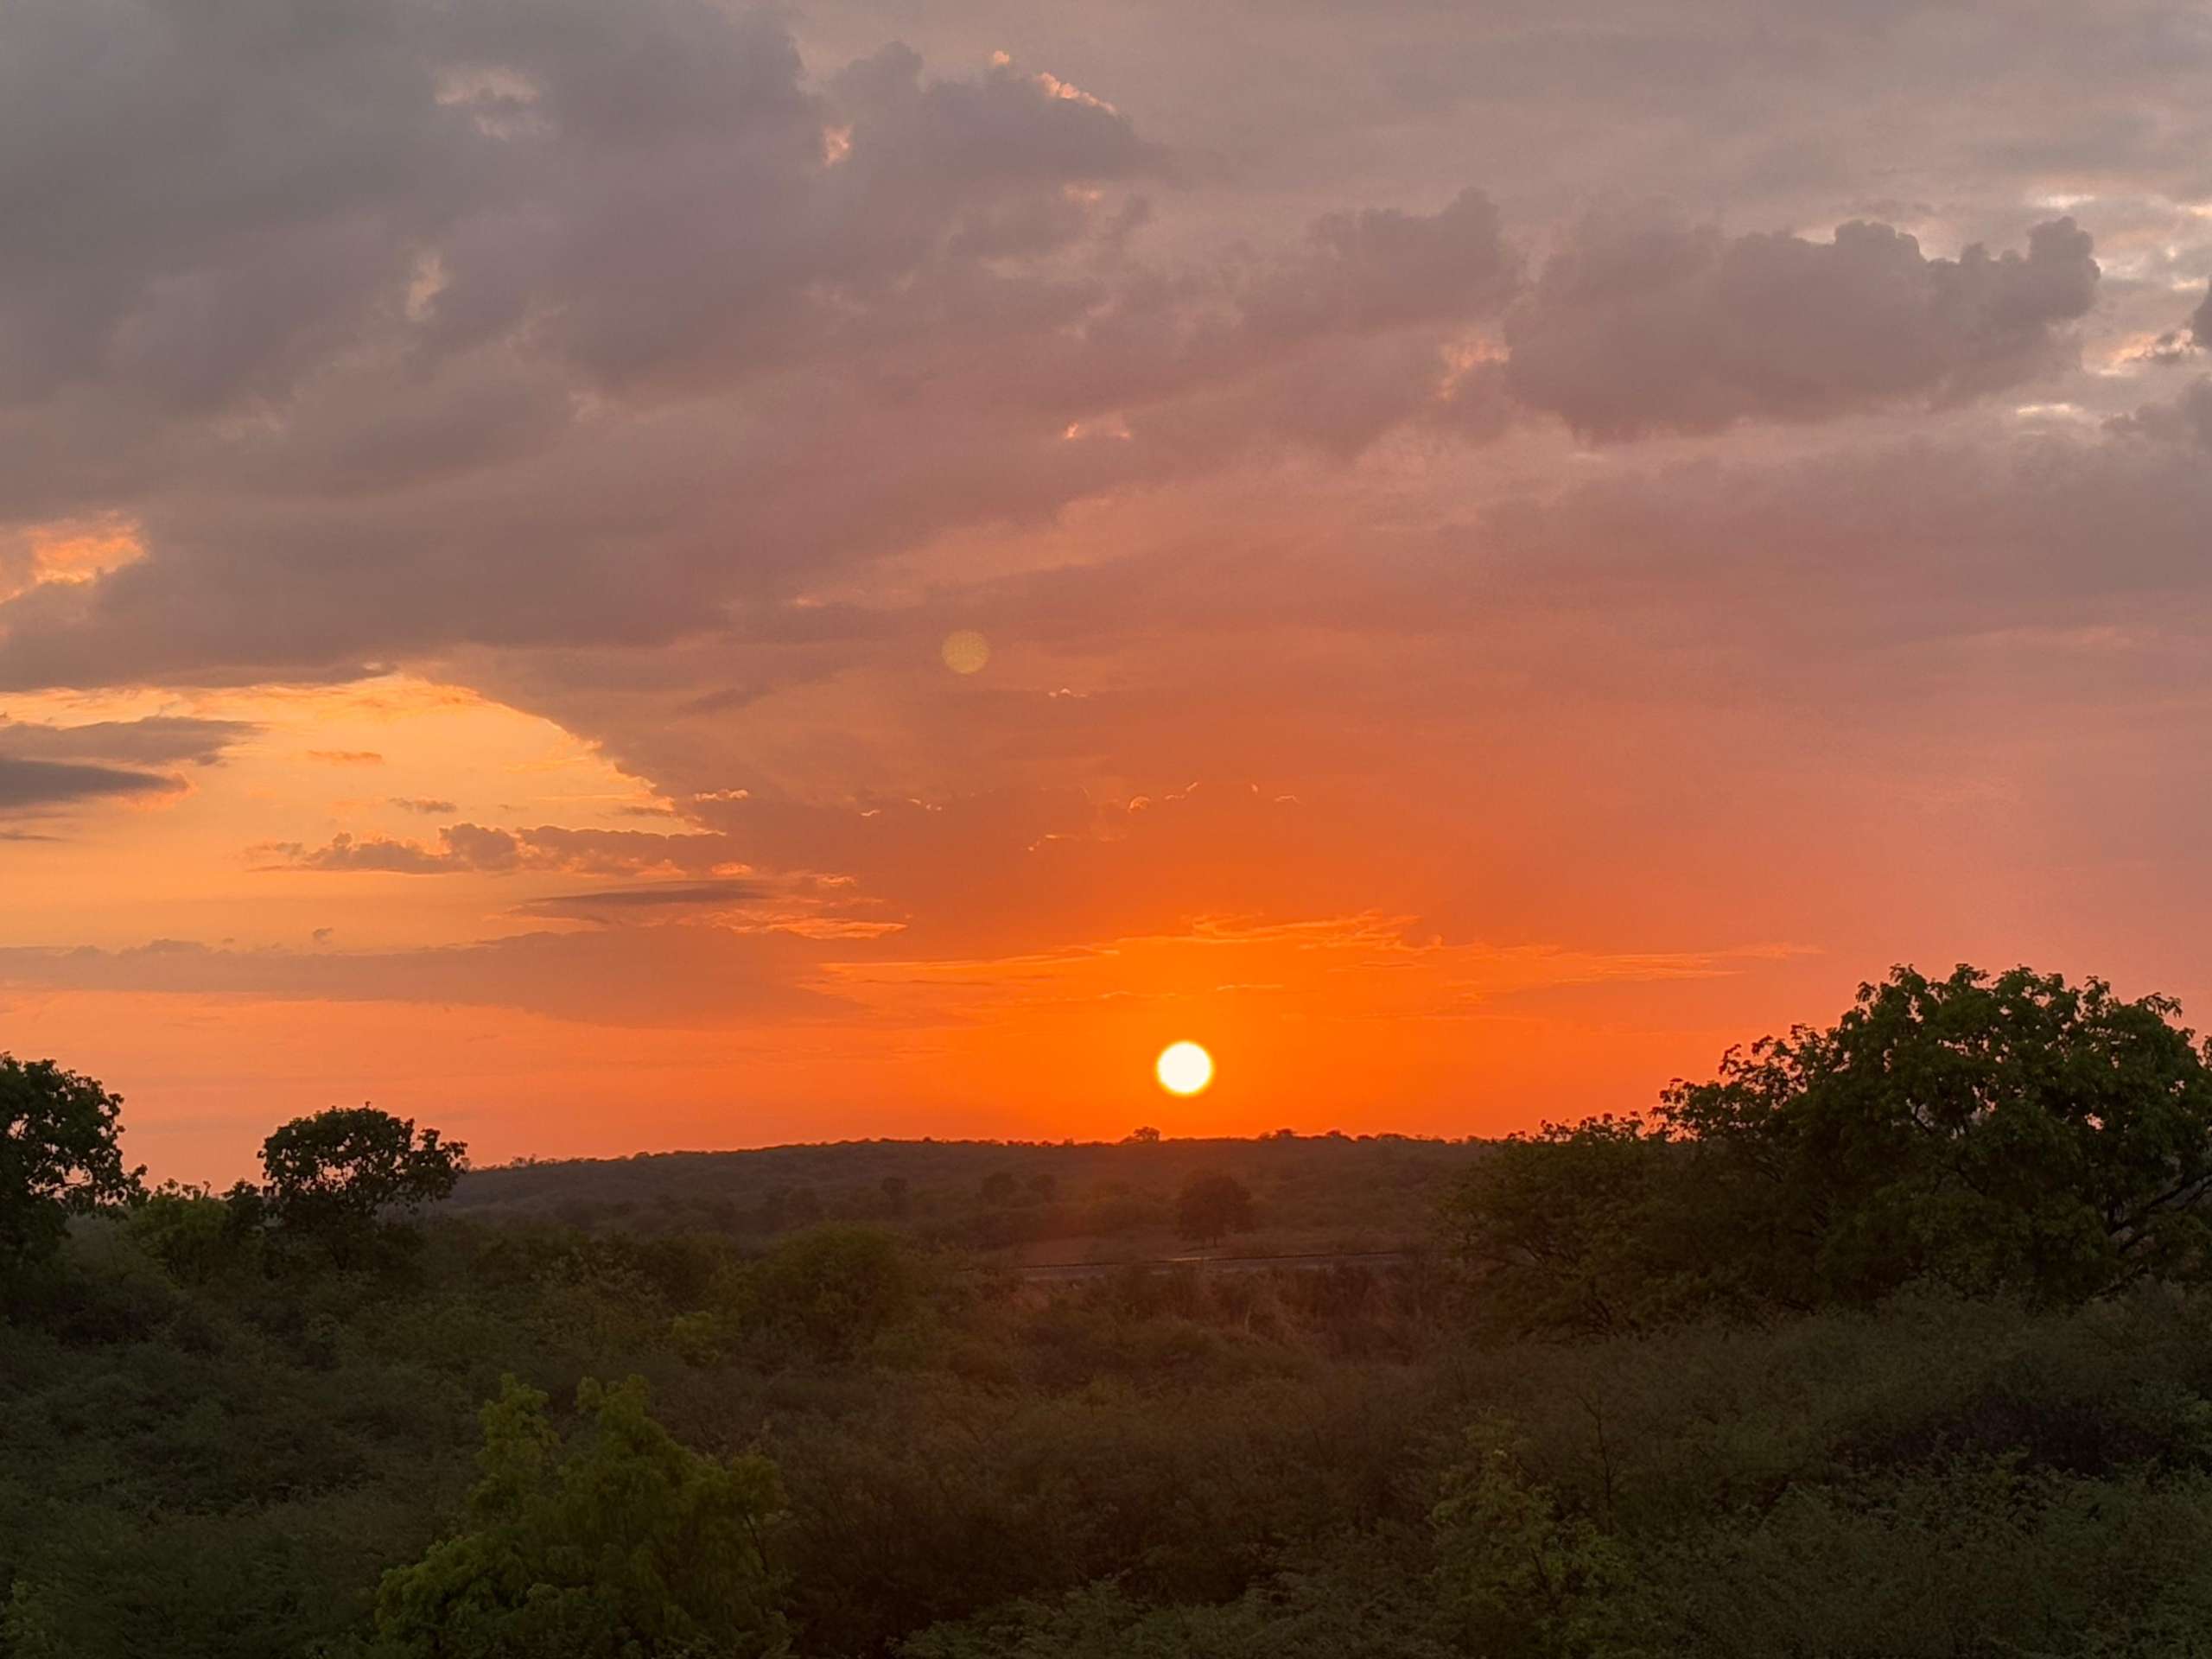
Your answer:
5,0 -> 2212,1180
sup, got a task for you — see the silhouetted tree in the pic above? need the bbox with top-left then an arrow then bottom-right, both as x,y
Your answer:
1661,963 -> 2212,1305
982,1170 -> 1019,1206
372,1376 -> 785,1656
258,1106 -> 464,1266
1446,963 -> 2212,1329
1439,1116 -> 1699,1336
1126,1126 -> 1161,1145
1,1053 -> 143,1274
880,1174 -> 912,1218
1027,1171 -> 1058,1202
1176,1172 -> 1255,1246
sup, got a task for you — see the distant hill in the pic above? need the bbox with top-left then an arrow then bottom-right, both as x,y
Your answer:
443,1132 -> 1484,1263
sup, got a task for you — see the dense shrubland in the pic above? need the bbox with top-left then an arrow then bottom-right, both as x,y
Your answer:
11,964 -> 2212,1656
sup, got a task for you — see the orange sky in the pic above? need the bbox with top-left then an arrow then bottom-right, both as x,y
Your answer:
4,0 -> 2212,1182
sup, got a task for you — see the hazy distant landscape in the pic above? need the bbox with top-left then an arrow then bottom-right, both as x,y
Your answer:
446,1133 -> 1471,1264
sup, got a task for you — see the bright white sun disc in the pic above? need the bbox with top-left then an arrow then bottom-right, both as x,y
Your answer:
1155,1040 -> 1214,1096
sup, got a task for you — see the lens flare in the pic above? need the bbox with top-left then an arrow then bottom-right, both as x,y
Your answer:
940,630 -> 991,674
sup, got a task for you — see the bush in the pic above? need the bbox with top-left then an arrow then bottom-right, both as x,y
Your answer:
370,1376 -> 786,1658
725,1225 -> 924,1363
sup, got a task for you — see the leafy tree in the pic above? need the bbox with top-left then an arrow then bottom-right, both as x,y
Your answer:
1447,964 -> 2212,1327
0,1053 -> 143,1275
1659,964 -> 2212,1306
1175,1173 -> 1255,1247
1026,1172 -> 1058,1202
371,1375 -> 786,1658
981,1171 -> 1019,1206
1125,1127 -> 1161,1145
880,1174 -> 912,1218
258,1106 -> 465,1265
1439,1116 -> 1713,1336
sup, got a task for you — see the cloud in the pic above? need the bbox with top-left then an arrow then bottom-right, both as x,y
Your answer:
0,926 -> 840,1027
1241,187 -> 1519,340
0,0 -> 2143,706
391,797 -> 460,815
0,756 -> 181,812
0,4 -> 1180,690
2108,378 -> 2212,449
0,712 -> 221,816
1500,213 -> 2100,438
255,821 -> 741,877
514,879 -> 768,918
258,829 -> 511,874
0,714 -> 253,767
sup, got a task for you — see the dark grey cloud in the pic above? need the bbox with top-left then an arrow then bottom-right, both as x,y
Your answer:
2108,378 -> 2212,449
259,828 -> 517,874
1240,188 -> 1519,340
0,714 -> 254,767
0,1 -> 1153,412
513,879 -> 770,918
1500,213 -> 2100,438
0,756 -> 181,812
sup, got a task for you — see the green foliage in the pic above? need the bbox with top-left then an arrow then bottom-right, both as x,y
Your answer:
1437,1289 -> 2212,1656
1440,1116 -> 1707,1335
3,1578 -> 65,1658
1174,1173 -> 1255,1247
897,1560 -> 1458,1659
720,1224 -> 922,1363
1448,964 -> 2212,1330
1430,1417 -> 1641,1658
124,1182 -> 261,1285
259,1108 -> 467,1266
1645,1457 -> 2212,1656
0,1053 -> 142,1278
370,1376 -> 787,1658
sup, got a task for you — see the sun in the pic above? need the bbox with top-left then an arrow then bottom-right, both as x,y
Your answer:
1154,1040 -> 1214,1096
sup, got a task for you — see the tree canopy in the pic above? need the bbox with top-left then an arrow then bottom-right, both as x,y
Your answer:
1447,964 -> 2212,1331
258,1106 -> 466,1262
1175,1173 -> 1255,1247
0,1053 -> 142,1276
